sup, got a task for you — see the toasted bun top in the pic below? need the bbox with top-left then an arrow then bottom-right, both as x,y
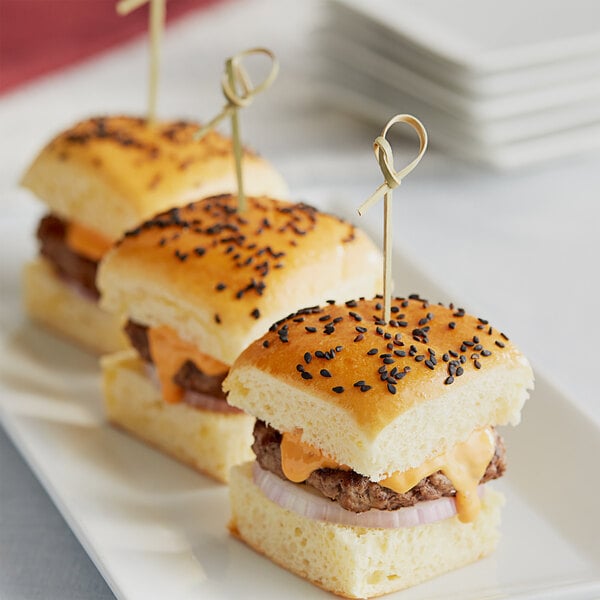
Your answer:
98,195 -> 382,365
20,116 -> 288,240
224,296 -> 534,479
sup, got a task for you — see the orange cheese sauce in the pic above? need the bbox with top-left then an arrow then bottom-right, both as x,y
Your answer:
65,222 -> 113,262
280,427 -> 495,523
380,428 -> 495,523
147,325 -> 229,403
280,430 -> 348,482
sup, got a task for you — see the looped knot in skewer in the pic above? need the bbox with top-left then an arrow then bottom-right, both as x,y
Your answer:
357,114 -> 428,323
195,47 -> 279,139
358,114 -> 428,216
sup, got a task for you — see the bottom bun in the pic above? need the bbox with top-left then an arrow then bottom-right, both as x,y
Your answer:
23,257 -> 128,354
101,350 -> 254,483
229,462 -> 504,599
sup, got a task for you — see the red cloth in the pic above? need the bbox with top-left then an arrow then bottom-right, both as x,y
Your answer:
0,0 -> 224,94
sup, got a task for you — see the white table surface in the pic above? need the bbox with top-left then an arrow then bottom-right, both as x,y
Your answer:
1,0 -> 599,597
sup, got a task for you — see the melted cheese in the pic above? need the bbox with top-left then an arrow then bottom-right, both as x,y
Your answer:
147,325 -> 229,404
279,427 -> 495,523
280,430 -> 347,482
65,222 -> 113,262
379,428 -> 496,523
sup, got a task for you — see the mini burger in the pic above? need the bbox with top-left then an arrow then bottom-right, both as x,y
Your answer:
224,296 -> 534,598
20,116 -> 287,354
97,195 -> 382,482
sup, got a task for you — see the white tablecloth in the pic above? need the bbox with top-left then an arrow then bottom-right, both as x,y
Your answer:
1,1 -> 599,597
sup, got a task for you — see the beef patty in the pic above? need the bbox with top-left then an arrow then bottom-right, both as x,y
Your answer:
124,320 -> 233,407
252,420 -> 506,513
37,214 -> 100,299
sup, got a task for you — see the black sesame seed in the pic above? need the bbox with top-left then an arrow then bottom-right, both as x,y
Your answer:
263,340 -> 270,348
319,315 -> 331,322
332,386 -> 344,394
354,334 -> 364,342
449,322 -> 456,329
444,376 -> 454,385
356,326 -> 367,333
367,348 -> 378,355
216,282 -> 226,291
345,300 -> 358,307
251,308 -> 261,319
495,340 -> 506,348
304,352 -> 312,364
456,366 -> 464,376
443,353 -> 449,362
296,364 -> 304,372
360,385 -> 372,392
214,313 -> 221,324
354,380 -> 366,387
301,371 -> 313,380
391,306 -> 399,313
394,350 -> 406,357
474,360 -> 482,369
376,327 -> 384,335
415,355 -> 425,362
501,332 -> 509,341
335,346 -> 343,352
383,357 -> 395,365
387,383 -> 397,394
425,360 -> 435,370
305,326 -> 317,333
481,349 -> 492,357
315,351 -> 325,358
397,321 -> 408,327
320,369 -> 332,378
378,366 -> 387,374
460,355 -> 467,364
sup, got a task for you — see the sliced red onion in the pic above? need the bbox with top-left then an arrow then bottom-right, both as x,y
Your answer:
252,463 -> 473,529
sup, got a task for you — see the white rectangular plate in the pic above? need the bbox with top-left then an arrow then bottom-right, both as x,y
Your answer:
1,213 -> 599,600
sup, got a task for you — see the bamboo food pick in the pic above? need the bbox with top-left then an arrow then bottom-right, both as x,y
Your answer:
195,48 -> 279,212
358,115 -> 428,323
116,0 -> 166,124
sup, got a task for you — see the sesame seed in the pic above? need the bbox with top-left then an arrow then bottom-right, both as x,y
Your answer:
296,364 -> 304,372
315,351 -> 325,358
263,340 -> 270,348
474,360 -> 481,369
387,383 -> 397,394
305,326 -> 317,333
383,357 -> 395,365
394,350 -> 406,357
378,366 -> 387,374
425,360 -> 435,370
319,315 -> 331,322
332,386 -> 344,394
367,348 -> 378,355
415,355 -> 425,362
214,313 -> 221,324
356,326 -> 368,333
251,308 -> 260,319
345,300 -> 358,307
354,334 -> 364,342
301,371 -> 313,380
501,332 -> 509,341
360,385 -> 372,392
216,282 -> 226,291
449,322 -> 456,329
320,369 -> 332,378
304,352 -> 312,364
481,349 -> 492,357
335,346 -> 343,352
354,380 -> 366,387
444,376 -> 454,385
495,340 -> 506,348
456,367 -> 464,376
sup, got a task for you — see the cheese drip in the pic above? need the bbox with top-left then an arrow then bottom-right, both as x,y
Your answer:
147,325 -> 229,404
66,222 -> 113,262
279,427 -> 495,523
380,428 -> 496,523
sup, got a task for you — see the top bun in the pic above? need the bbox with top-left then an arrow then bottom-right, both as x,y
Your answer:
98,195 -> 382,365
224,296 -> 534,479
21,116 -> 288,240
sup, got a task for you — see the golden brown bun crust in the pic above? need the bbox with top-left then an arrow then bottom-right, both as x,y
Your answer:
20,116 -> 288,240
223,298 -> 533,481
98,195 -> 382,365
226,296 -> 533,439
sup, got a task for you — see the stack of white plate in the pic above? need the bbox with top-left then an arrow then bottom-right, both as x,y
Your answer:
315,0 -> 600,168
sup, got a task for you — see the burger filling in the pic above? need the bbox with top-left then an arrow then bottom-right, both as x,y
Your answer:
37,214 -> 100,299
252,420 -> 506,515
124,320 -> 240,413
